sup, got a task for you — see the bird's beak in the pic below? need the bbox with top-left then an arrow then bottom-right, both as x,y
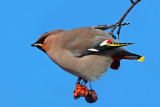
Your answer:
31,43 -> 40,47
31,43 -> 46,53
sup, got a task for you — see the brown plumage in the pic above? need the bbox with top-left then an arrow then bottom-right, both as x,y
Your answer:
31,27 -> 144,81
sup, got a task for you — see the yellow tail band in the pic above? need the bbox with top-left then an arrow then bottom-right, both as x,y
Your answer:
138,56 -> 145,62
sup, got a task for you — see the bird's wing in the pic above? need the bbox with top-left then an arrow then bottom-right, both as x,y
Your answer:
62,27 -> 134,57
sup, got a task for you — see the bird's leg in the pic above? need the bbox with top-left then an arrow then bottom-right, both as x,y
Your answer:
76,77 -> 82,84
82,78 -> 88,86
76,77 -> 88,85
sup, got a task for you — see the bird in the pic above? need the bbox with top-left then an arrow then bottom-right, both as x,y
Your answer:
31,26 -> 144,82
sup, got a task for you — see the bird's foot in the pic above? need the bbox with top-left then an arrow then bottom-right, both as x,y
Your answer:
73,78 -> 98,103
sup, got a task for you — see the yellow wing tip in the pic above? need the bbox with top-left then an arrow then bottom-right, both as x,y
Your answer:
107,43 -> 135,47
138,56 -> 145,62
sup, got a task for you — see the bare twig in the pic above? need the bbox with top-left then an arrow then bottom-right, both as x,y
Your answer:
117,25 -> 121,40
109,0 -> 141,39
92,22 -> 130,30
130,0 -> 134,4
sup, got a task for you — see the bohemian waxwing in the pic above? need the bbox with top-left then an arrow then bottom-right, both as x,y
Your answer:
31,27 -> 144,81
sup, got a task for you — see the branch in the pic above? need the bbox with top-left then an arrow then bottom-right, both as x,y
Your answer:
109,0 -> 141,39
92,22 -> 130,30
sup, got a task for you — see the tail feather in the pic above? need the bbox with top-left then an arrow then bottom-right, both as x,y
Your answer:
115,50 -> 145,62
137,56 -> 145,62
123,55 -> 145,62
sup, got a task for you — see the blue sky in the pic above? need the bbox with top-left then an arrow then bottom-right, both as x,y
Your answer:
0,0 -> 160,107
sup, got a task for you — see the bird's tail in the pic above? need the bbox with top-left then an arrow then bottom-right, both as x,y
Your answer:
114,50 -> 145,62
110,51 -> 144,70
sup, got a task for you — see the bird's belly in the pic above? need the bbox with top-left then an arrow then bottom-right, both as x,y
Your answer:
47,50 -> 113,81
61,54 -> 112,81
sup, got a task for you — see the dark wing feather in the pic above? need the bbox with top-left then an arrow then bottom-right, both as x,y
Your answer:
62,27 -> 133,57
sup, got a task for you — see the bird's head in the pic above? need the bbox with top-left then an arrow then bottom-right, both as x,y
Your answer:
31,32 -> 49,53
31,29 -> 65,53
